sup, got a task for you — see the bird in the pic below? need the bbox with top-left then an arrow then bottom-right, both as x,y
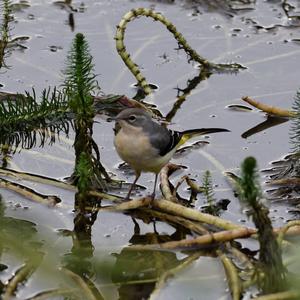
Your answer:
113,108 -> 229,200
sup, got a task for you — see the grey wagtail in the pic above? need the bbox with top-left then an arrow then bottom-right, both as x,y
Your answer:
113,108 -> 229,200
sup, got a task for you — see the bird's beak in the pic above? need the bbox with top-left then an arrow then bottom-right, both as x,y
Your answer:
107,116 -> 118,122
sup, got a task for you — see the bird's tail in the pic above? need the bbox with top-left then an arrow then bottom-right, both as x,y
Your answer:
179,128 -> 230,146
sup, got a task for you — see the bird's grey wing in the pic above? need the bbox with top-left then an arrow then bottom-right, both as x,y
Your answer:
146,122 -> 182,156
159,130 -> 182,156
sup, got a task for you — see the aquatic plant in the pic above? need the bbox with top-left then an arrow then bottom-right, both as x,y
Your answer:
63,33 -> 99,115
200,170 -> 219,216
0,0 -> 11,69
0,29 -> 101,152
0,0 -> 29,69
290,90 -> 300,154
75,152 -> 93,196
238,156 -> 287,294
115,8 -> 245,95
62,32 -> 109,195
0,88 -> 70,149
1,4 -> 300,299
0,33 -> 109,192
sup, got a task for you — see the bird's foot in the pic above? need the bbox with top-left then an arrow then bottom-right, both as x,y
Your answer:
123,196 -> 132,202
148,192 -> 156,208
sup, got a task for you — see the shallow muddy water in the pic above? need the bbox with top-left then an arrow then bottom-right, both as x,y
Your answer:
1,0 -> 300,299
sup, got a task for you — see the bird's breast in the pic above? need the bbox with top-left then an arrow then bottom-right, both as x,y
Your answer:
114,126 -> 172,173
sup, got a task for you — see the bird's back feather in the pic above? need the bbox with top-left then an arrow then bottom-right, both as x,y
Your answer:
158,128 -> 230,156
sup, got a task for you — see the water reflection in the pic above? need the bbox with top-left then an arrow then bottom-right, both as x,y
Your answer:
145,0 -> 256,16
111,219 -> 193,300
61,203 -> 105,299
62,212 -> 97,276
0,1 -> 29,70
53,0 -> 87,32
128,68 -> 212,123
241,116 -> 289,139
1,0 -> 299,297
165,69 -> 211,122
68,12 -> 75,31
0,196 -> 45,298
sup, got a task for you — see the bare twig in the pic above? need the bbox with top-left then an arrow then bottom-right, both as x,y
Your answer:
185,176 -> 205,193
88,190 -> 123,202
172,175 -> 188,197
253,290 -> 300,300
0,177 -> 60,206
3,258 -> 42,300
25,289 -> 75,300
160,164 -> 181,202
0,167 -> 75,190
217,250 -> 242,300
276,220 -> 300,245
144,209 -> 209,235
61,268 -> 100,300
152,199 -> 243,230
99,197 -> 152,211
129,227 -> 256,250
267,178 -> 300,186
242,96 -> 296,118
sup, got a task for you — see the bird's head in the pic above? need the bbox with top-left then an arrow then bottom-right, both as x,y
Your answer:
114,108 -> 152,130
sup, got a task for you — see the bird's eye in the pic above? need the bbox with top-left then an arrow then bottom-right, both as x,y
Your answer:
128,115 -> 136,122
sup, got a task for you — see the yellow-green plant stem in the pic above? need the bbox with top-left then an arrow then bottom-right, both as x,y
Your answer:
277,220 -> 300,245
115,8 -> 245,95
0,177 -> 60,206
253,291 -> 300,300
3,256 -> 42,300
61,268 -> 102,300
128,227 -> 256,250
217,250 -> 242,300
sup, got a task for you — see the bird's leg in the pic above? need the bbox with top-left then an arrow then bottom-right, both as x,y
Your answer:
125,171 -> 140,201
151,173 -> 159,200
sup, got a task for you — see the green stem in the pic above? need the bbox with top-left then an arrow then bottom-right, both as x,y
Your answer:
218,250 -> 242,300
115,8 -> 245,95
